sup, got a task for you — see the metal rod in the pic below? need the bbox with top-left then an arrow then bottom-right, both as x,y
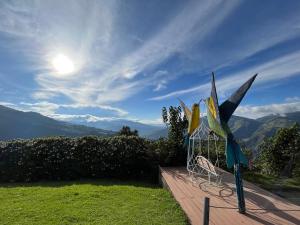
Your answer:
203,197 -> 210,225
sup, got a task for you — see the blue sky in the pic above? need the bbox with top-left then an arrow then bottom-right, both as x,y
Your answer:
0,0 -> 300,125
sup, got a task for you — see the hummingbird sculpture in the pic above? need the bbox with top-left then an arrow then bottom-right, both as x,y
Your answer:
178,99 -> 200,137
206,72 -> 257,213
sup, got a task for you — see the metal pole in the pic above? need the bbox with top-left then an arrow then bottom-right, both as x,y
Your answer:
234,163 -> 246,213
203,197 -> 210,225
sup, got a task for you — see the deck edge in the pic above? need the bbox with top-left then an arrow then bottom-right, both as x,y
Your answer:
159,166 -> 193,225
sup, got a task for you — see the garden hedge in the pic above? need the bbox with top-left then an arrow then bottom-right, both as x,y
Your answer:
0,136 -> 159,182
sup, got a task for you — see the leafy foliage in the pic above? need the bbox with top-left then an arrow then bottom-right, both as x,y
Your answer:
161,106 -> 188,165
162,106 -> 188,142
0,136 -> 155,182
196,140 -> 227,169
149,138 -> 184,166
118,126 -> 139,136
255,123 -> 300,177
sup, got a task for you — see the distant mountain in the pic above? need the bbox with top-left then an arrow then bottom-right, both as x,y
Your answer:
146,112 -> 300,149
72,118 -> 164,137
3,103 -> 299,149
243,112 -> 299,149
228,116 -> 261,140
147,127 -> 168,139
0,105 -> 114,141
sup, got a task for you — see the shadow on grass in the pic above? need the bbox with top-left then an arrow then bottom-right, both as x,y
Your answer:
0,178 -> 160,189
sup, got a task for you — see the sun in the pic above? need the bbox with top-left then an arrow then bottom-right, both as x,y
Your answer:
51,54 -> 75,75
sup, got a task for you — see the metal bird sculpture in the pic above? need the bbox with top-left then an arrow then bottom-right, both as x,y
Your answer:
179,99 -> 200,137
179,99 -> 200,148
206,72 -> 257,213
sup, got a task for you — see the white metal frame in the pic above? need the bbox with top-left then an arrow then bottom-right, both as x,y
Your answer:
186,120 -> 223,185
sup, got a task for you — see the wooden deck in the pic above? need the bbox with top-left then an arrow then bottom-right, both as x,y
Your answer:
160,167 -> 300,225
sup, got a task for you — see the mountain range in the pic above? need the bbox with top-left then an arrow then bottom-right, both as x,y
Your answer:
0,105 -> 114,140
71,118 -> 163,137
0,105 -> 299,150
230,112 -> 300,149
146,112 -> 300,149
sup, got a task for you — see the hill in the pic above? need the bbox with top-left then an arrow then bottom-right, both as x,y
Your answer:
0,105 -> 114,140
72,118 -> 163,137
146,112 -> 300,149
244,112 -> 299,149
2,103 -> 299,149
147,127 -> 168,139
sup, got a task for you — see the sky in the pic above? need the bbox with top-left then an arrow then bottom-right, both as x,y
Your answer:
0,0 -> 300,125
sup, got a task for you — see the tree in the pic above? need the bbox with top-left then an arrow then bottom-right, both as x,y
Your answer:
278,123 -> 300,177
160,106 -> 188,165
255,123 -> 300,177
162,106 -> 188,142
118,126 -> 139,136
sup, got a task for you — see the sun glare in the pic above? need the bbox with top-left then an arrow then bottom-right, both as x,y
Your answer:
52,54 -> 75,75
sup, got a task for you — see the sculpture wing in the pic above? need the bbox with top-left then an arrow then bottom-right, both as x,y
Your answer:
206,72 -> 227,137
208,72 -> 221,124
178,99 -> 192,122
188,104 -> 200,135
219,74 -> 257,123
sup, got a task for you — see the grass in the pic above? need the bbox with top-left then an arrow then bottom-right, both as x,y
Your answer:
243,172 -> 300,205
0,180 -> 188,225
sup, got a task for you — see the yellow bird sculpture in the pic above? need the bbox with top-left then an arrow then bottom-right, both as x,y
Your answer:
178,99 -> 200,136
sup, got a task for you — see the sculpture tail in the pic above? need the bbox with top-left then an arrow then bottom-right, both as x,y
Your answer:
226,136 -> 248,168
226,135 -> 247,213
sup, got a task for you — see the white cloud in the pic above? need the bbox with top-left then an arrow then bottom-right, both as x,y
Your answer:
0,100 -> 128,118
153,81 -> 167,92
285,96 -> 300,102
61,103 -> 128,117
148,70 -> 170,92
0,0 -> 240,107
0,99 -> 162,125
50,114 -> 119,123
128,117 -> 164,126
1,0 -> 300,121
32,91 -> 58,100
51,113 -> 164,126
234,101 -> 300,119
150,50 -> 300,100
0,101 -> 16,107
20,101 -> 60,115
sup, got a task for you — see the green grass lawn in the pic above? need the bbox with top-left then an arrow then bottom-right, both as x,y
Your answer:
243,172 -> 300,205
0,180 -> 187,225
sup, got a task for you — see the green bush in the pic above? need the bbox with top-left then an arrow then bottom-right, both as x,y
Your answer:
0,136 -> 156,182
255,123 -> 300,177
149,138 -> 186,167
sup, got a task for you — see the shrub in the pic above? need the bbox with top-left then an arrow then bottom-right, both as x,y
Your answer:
255,123 -> 300,177
0,136 -> 156,182
149,138 -> 186,167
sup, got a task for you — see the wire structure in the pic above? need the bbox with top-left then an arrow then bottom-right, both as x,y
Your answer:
186,120 -> 224,185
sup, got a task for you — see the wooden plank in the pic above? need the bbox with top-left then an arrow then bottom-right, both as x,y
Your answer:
160,167 -> 300,225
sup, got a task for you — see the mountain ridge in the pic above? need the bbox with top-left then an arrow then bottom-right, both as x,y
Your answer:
70,117 -> 164,137
0,105 -> 114,140
145,112 -> 300,149
1,105 -> 299,149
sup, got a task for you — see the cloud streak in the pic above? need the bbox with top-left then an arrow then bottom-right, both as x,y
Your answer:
235,101 -> 300,119
0,1 -> 300,122
0,101 -> 128,118
150,50 -> 300,101
0,0 -> 240,107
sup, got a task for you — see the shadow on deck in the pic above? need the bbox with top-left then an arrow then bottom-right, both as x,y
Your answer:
160,167 -> 300,225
